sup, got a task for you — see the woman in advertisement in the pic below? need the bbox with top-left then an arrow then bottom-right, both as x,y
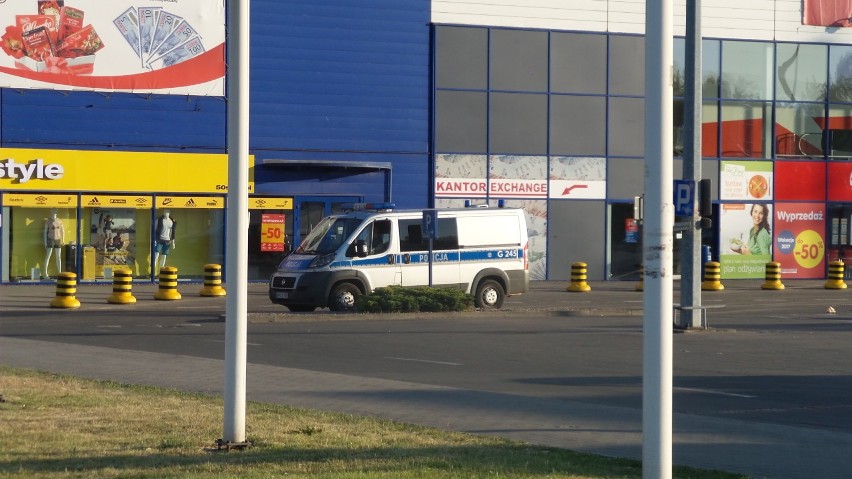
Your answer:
739,204 -> 772,255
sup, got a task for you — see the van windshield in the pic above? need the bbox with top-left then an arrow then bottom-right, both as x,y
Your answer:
295,216 -> 364,255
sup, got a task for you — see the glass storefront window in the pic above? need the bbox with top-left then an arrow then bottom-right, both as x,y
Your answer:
153,199 -> 225,280
776,43 -> 827,102
721,40 -> 773,100
3,205 -> 77,282
82,203 -> 152,281
720,100 -> 771,158
775,102 -> 826,159
827,104 -> 852,159
829,45 -> 852,102
248,207 -> 294,281
673,38 -> 721,99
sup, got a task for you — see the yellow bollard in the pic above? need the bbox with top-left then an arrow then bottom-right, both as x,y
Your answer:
761,262 -> 785,290
199,264 -> 226,297
567,262 -> 592,292
824,260 -> 847,289
154,266 -> 182,300
50,272 -> 81,309
701,261 -> 725,291
635,265 -> 644,291
107,268 -> 137,304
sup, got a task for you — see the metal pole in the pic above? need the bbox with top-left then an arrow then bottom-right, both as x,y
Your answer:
679,0 -> 703,329
644,0 -> 674,477
223,0 -> 250,445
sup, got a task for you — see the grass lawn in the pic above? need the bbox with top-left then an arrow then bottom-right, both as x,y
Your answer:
0,367 -> 745,478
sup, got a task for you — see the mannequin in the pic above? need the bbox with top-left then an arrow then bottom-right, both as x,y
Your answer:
102,214 -> 114,252
43,210 -> 64,279
153,210 -> 176,273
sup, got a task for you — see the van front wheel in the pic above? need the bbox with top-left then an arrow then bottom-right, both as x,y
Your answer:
329,283 -> 360,312
475,279 -> 505,309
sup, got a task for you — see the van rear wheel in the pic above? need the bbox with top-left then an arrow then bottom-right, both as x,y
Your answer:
329,283 -> 360,312
475,279 -> 505,309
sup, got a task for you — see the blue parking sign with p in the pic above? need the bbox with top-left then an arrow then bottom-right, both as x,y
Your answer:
422,210 -> 437,239
674,180 -> 695,216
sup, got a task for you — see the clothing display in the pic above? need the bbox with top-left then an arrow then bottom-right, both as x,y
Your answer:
43,212 -> 64,278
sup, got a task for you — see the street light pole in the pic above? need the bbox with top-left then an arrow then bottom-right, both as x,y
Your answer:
644,0 -> 674,477
680,0 -> 704,330
223,0 -> 250,447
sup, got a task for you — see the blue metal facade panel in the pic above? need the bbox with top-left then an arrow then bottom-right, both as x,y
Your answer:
1,90 -> 227,151
250,0 -> 430,155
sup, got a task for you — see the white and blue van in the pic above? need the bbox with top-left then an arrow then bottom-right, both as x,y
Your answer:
268,203 -> 529,312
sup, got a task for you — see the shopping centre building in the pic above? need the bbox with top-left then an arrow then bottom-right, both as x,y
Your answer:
0,0 -> 850,283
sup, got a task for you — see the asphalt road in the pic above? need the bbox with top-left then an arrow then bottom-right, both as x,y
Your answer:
3,279 -> 852,477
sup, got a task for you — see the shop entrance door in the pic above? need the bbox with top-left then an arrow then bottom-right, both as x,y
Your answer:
294,196 -> 360,248
607,202 -> 686,280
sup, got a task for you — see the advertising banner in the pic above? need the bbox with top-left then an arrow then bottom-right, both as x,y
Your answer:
549,157 -> 606,200
827,162 -> 852,201
720,161 -> 773,201
90,206 -> 136,271
773,203 -> 826,279
260,213 -> 285,252
719,202 -> 773,279
803,0 -> 852,27
0,1 -> 225,95
774,161 -> 826,201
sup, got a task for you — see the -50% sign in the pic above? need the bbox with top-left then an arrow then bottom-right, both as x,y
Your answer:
260,214 -> 286,252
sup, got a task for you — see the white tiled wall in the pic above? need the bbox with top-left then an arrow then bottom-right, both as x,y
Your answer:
432,0 -> 852,44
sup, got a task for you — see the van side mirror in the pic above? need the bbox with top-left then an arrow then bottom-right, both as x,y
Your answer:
354,239 -> 368,258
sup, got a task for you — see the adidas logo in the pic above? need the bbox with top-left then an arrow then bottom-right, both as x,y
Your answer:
184,198 -> 197,207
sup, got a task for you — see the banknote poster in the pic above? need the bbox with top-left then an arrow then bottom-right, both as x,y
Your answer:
0,1 -> 224,95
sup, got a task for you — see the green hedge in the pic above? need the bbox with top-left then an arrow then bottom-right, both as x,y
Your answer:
356,286 -> 475,313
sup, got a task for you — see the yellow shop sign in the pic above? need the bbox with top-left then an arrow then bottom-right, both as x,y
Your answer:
3,193 -> 79,207
156,196 -> 224,209
82,195 -> 152,209
249,196 -> 293,209
0,148 -> 254,194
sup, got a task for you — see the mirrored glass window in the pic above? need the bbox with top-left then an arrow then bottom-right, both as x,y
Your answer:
551,32 -> 606,94
609,35 -> 645,96
673,38 -> 721,98
550,95 -> 606,155
490,93 -> 548,154
776,43 -> 827,102
435,91 -> 487,153
719,100 -> 771,158
436,26 -> 488,90
608,97 -> 645,157
490,29 -> 548,92
775,102 -> 825,159
829,45 -> 852,102
721,41 -> 773,100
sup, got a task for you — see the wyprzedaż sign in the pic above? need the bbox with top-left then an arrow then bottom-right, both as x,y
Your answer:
260,214 -> 286,252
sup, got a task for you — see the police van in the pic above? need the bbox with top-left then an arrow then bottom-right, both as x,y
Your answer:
268,203 -> 529,312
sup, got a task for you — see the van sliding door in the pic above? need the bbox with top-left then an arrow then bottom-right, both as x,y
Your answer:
398,217 -> 460,288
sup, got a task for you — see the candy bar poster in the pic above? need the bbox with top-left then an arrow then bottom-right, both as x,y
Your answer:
0,1 -> 225,95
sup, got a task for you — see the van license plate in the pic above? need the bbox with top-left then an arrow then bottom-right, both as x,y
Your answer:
275,292 -> 289,299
